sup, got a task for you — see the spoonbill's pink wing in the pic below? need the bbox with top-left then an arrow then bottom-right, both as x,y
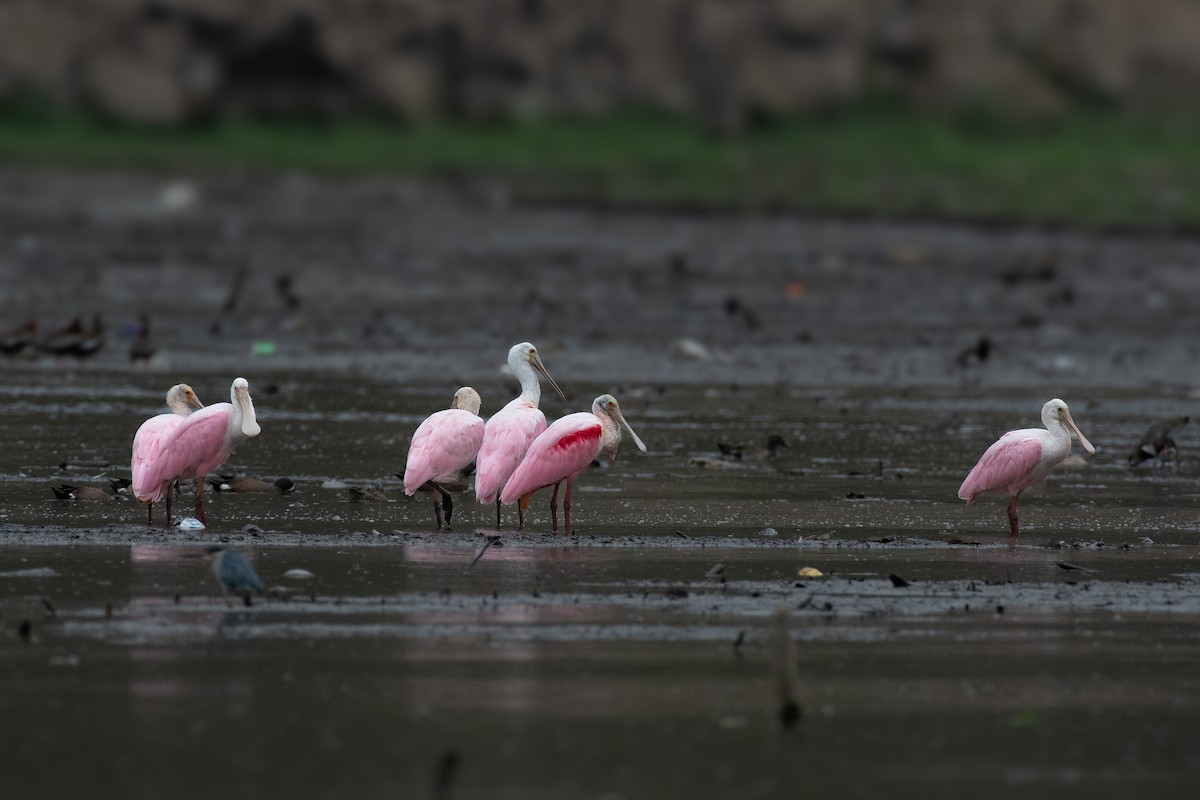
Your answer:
475,406 -> 548,504
404,409 -> 485,495
139,406 -> 233,499
500,413 -> 602,504
131,413 -> 183,495
958,433 -> 1043,502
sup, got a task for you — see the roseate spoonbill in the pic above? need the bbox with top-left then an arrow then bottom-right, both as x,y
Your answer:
1128,416 -> 1189,467
958,398 -> 1095,536
203,546 -> 264,607
500,394 -> 647,533
403,387 -> 485,529
475,342 -> 566,528
138,377 -> 261,525
208,475 -> 295,493
131,383 -> 206,524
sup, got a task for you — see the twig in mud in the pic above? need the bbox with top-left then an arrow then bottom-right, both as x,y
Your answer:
466,536 -> 500,573
771,604 -> 803,731
674,530 -> 692,540
42,598 -> 56,617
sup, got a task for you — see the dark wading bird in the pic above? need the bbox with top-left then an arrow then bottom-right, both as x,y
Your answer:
403,387 -> 485,530
500,394 -> 647,533
475,342 -> 566,529
959,399 -> 1095,536
203,546 -> 264,607
1128,416 -> 1189,468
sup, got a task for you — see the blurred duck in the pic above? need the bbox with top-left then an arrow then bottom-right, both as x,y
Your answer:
129,314 -> 156,364
1129,416 -> 1189,467
38,317 -> 85,356
38,315 -> 105,358
208,475 -> 295,493
348,485 -> 388,502
75,314 -> 106,358
717,435 -> 790,461
691,435 -> 790,470
0,321 -> 37,356
51,484 -> 113,502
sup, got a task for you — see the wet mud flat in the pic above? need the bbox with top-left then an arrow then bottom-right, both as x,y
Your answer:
4,371 -> 1200,798
3,169 -> 1200,797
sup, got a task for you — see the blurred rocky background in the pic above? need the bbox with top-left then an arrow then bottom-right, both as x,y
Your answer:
3,0 -> 1199,131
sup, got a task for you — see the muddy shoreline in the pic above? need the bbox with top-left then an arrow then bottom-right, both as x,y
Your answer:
3,169 -> 1200,799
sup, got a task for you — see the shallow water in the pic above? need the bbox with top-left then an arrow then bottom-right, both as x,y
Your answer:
2,369 -> 1200,798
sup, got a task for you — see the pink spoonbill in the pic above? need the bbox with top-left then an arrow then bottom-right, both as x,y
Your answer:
131,383 -> 205,524
475,342 -> 566,528
137,377 -> 261,525
500,394 -> 647,533
958,398 -> 1095,536
403,386 -> 486,529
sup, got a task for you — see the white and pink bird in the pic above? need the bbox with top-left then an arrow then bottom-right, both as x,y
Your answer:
403,386 -> 486,529
130,383 -> 206,524
135,377 -> 261,525
475,342 -> 565,528
501,393 -> 647,533
958,398 -> 1095,536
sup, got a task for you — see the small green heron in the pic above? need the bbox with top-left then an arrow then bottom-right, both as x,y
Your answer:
203,546 -> 264,606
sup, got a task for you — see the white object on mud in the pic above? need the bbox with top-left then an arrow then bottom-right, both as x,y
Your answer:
176,516 -> 205,530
